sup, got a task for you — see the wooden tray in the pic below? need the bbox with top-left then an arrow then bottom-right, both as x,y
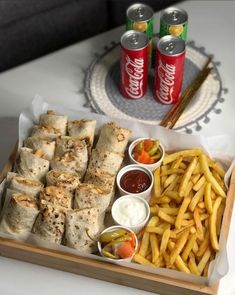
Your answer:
0,147 -> 234,295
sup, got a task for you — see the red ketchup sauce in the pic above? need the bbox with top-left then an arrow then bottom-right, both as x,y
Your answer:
120,169 -> 151,193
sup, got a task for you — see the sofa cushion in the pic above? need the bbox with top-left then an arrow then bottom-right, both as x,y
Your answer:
0,0 -> 108,72
0,0 -> 73,27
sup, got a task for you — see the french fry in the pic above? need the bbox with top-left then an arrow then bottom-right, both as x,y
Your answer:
199,154 -> 226,197
146,226 -> 176,238
169,229 -> 189,265
175,197 -> 191,229
139,232 -> 150,258
160,227 -> 171,254
163,149 -> 202,165
154,167 -> 161,198
150,234 -> 159,263
179,157 -> 198,197
212,162 -> 226,178
171,156 -> 183,169
161,168 -> 185,176
192,173 -> 201,184
189,184 -> 206,212
216,202 -> 225,236
133,254 -> 155,267
193,207 -> 204,241
182,233 -> 197,262
168,241 -> 191,273
193,175 -> 206,191
188,253 -> 200,275
158,210 -> 175,225
198,247 -> 211,275
164,174 -> 178,188
209,197 -> 223,251
184,180 -> 194,197
205,182 -> 213,214
212,170 -> 227,192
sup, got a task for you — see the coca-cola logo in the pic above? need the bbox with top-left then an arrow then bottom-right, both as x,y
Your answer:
124,55 -> 144,99
156,60 -> 176,104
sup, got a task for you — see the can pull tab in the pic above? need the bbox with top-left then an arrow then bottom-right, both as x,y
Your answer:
171,10 -> 179,22
165,42 -> 175,54
130,34 -> 139,45
136,7 -> 144,18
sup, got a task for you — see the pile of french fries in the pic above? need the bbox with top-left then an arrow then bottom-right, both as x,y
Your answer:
133,148 -> 227,277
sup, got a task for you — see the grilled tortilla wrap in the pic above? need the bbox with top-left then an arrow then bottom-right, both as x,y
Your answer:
0,192 -> 39,234
55,136 -> 87,158
32,204 -> 65,244
88,149 -> 123,175
39,186 -> 73,210
16,147 -> 50,181
24,137 -> 55,161
31,125 -> 62,140
51,151 -> 88,179
74,183 -> 112,213
7,172 -> 43,197
46,170 -> 80,192
67,119 -> 96,148
95,122 -> 131,154
39,110 -> 67,135
65,208 -> 101,253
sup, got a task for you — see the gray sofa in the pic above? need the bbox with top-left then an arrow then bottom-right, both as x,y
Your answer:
0,0 -> 180,72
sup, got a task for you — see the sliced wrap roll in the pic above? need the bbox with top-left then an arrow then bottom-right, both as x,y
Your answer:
31,125 -> 62,140
7,172 -> 43,197
16,147 -> 50,181
51,151 -> 88,179
39,110 -> 67,135
96,122 -> 132,154
39,186 -> 73,210
32,205 -> 65,244
87,149 -> 123,175
55,136 -> 87,158
65,208 -> 101,253
0,192 -> 39,234
24,137 -> 55,161
46,170 -> 80,192
67,119 -> 96,148
74,183 -> 112,213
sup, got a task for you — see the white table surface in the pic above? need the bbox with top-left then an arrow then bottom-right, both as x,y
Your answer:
0,1 -> 235,294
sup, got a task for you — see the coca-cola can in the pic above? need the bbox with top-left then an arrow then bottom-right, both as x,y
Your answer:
154,35 -> 185,104
120,30 -> 148,99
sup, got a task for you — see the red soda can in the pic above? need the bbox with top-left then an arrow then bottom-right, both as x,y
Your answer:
154,35 -> 185,104
120,30 -> 148,99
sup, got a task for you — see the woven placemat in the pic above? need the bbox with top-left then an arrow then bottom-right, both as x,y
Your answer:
84,40 -> 227,133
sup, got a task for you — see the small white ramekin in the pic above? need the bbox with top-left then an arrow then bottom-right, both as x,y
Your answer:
128,137 -> 165,172
111,195 -> 150,233
116,164 -> 153,200
97,225 -> 138,262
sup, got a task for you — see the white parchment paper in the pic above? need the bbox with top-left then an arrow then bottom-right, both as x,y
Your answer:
1,95 -> 235,287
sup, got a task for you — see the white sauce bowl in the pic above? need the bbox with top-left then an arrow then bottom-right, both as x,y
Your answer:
111,195 -> 150,233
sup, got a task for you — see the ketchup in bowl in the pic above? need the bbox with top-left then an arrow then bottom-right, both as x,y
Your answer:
120,169 -> 151,194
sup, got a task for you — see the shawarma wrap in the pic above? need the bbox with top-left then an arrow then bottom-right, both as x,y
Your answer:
87,149 -> 123,175
16,147 -> 50,181
7,172 -> 43,197
46,170 -> 80,192
95,122 -> 131,154
51,151 -> 88,179
0,192 -> 39,234
67,119 -> 96,148
39,110 -> 67,135
24,137 -> 55,160
74,183 -> 112,213
39,186 -> 73,210
65,208 -> 101,253
55,136 -> 87,158
31,125 -> 62,140
32,204 -> 65,244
